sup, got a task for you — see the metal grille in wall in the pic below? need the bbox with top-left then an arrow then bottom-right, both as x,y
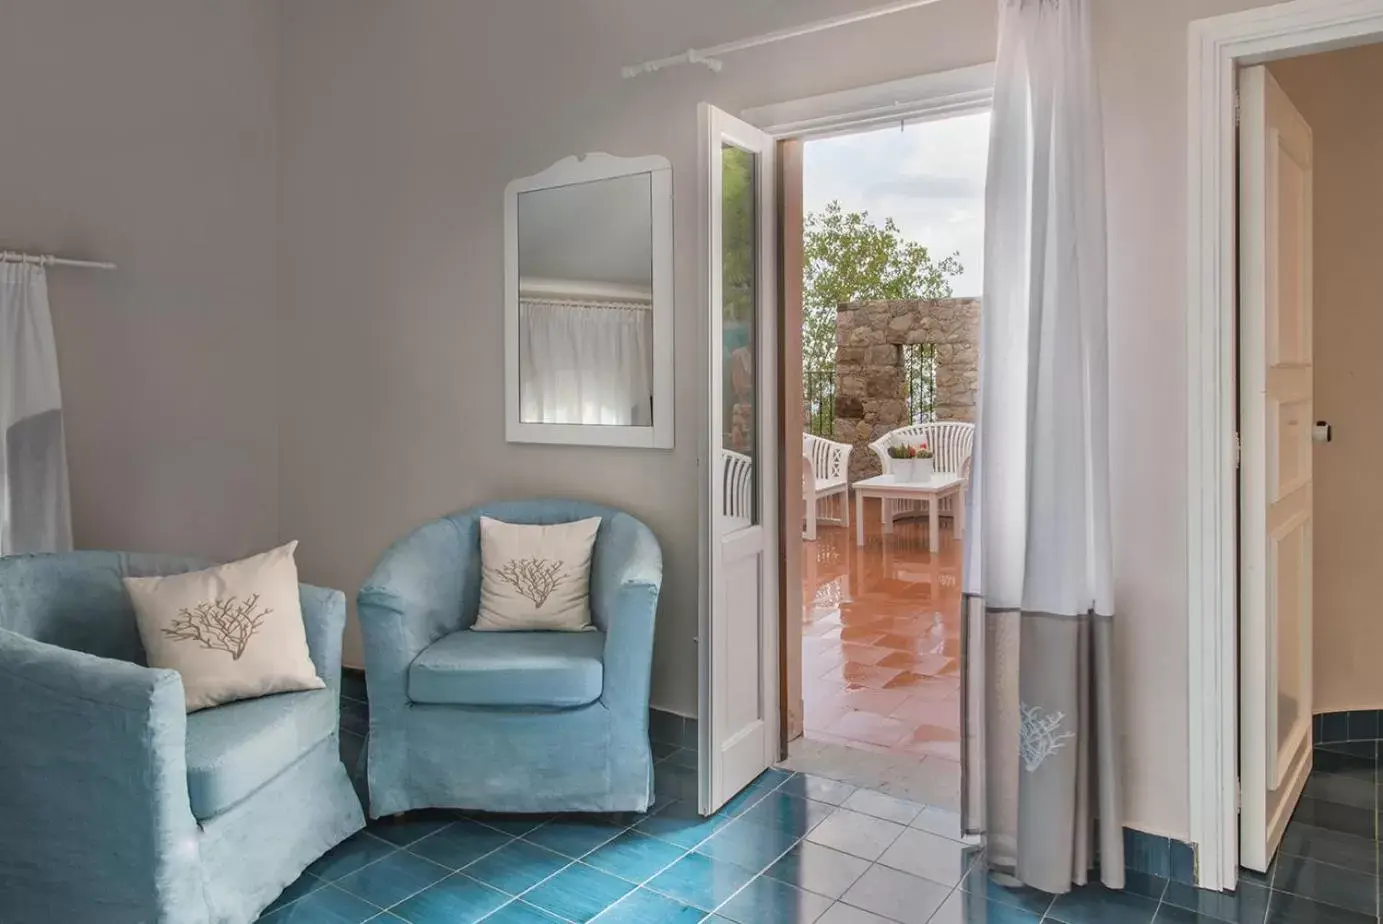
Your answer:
903,343 -> 937,423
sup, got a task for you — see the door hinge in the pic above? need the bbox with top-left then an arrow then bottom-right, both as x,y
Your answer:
1236,780 -> 1242,812
1234,88 -> 1241,127
1234,432 -> 1242,469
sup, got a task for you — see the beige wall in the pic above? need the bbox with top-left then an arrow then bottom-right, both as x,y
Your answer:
1270,45 -> 1383,715
277,0 -> 1293,839
2,0 -> 1297,841
0,0 -> 281,561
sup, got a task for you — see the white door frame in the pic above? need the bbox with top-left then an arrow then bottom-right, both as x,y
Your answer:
1186,0 -> 1383,893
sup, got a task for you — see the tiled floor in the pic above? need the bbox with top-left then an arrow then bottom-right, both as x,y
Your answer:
801,498 -> 961,771
302,681 -> 1383,923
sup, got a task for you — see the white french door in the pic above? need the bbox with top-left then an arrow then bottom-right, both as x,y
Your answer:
1238,64 -> 1314,873
698,103 -> 780,815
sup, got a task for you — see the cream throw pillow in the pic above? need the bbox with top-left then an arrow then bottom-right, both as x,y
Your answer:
474,516 -> 601,631
124,541 -> 324,712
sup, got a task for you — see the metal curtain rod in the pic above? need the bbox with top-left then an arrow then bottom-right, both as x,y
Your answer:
621,0 -> 945,79
0,250 -> 117,270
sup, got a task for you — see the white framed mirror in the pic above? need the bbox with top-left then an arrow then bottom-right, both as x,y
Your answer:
504,152 -> 673,448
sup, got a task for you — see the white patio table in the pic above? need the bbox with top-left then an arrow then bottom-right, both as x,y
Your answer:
852,472 -> 965,553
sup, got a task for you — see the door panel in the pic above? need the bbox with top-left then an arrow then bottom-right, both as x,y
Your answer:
1239,64 -> 1314,873
700,104 -> 780,815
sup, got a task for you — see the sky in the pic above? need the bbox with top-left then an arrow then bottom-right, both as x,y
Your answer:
803,111 -> 990,297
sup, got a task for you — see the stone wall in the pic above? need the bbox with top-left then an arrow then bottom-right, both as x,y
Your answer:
833,298 -> 980,482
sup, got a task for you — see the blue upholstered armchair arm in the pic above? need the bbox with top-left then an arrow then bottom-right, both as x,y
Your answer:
593,515 -> 663,720
300,583 -> 347,697
0,627 -> 202,920
357,517 -> 476,708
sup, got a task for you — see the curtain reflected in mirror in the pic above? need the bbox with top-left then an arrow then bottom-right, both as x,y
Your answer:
720,143 -> 758,530
517,173 -> 654,426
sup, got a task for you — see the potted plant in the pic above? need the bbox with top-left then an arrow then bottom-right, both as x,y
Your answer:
886,441 -> 918,481
914,441 -> 935,480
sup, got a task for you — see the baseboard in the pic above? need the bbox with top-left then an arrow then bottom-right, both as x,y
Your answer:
649,707 -> 699,751
1315,709 -> 1382,744
1123,827 -> 1196,885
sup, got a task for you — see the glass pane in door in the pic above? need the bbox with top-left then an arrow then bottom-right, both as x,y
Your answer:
720,143 -> 758,530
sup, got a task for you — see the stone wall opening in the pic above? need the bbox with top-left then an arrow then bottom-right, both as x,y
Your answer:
831,298 -> 980,482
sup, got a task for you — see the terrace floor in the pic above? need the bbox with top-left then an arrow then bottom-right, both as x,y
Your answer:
800,498 -> 962,780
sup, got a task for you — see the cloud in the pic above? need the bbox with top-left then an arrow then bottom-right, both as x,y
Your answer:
802,112 -> 991,297
864,174 -> 984,200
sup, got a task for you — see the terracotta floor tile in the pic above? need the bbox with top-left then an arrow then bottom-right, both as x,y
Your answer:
834,687 -> 912,716
835,662 -> 902,689
901,736 -> 963,761
825,710 -> 912,748
881,671 -> 935,690
891,697 -> 961,728
837,643 -> 891,666
800,499 -> 962,761
909,654 -> 955,676
907,678 -> 960,700
839,626 -> 886,643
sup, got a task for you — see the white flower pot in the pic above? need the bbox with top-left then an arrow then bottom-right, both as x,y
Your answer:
892,459 -> 916,481
915,457 -> 935,480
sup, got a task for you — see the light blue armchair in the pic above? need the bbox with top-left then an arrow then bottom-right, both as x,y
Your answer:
0,551 -> 365,924
358,500 -> 662,817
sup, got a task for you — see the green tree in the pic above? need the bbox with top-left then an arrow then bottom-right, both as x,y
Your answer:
803,200 -> 963,374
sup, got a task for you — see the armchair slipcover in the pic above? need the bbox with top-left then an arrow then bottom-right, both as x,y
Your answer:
358,500 -> 662,817
0,551 -> 365,924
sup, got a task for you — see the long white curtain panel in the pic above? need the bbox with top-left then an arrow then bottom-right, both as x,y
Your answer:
0,263 -> 72,555
965,0 -> 1122,893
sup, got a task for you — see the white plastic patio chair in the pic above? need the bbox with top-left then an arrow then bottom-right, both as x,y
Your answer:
718,448 -> 754,530
868,421 -> 974,529
802,433 -> 852,541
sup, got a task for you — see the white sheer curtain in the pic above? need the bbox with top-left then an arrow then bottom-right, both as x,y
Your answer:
0,263 -> 72,554
964,0 -> 1122,893
519,300 -> 653,426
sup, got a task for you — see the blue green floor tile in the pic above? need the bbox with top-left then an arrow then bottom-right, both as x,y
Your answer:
333,850 -> 449,909
522,863 -> 636,922
370,815 -> 453,848
406,821 -> 512,870
252,715 -> 1383,924
306,833 -> 398,882
930,889 -> 1043,924
583,829 -> 689,883
463,839 -> 571,894
715,873 -> 834,923
386,872 -> 509,923
960,866 -> 1055,917
647,852 -> 756,912
635,799 -> 734,849
524,817 -> 624,859
482,899 -> 569,923
591,887 -> 706,922
1046,882 -> 1159,924
257,884 -> 379,923
263,872 -> 325,913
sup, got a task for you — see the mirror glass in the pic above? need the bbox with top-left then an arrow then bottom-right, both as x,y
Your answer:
517,173 -> 654,427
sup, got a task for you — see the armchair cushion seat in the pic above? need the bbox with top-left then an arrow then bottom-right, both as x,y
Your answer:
185,686 -> 339,820
408,629 -> 605,708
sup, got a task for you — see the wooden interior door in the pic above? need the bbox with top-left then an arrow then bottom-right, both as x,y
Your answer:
1238,63 -> 1314,873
